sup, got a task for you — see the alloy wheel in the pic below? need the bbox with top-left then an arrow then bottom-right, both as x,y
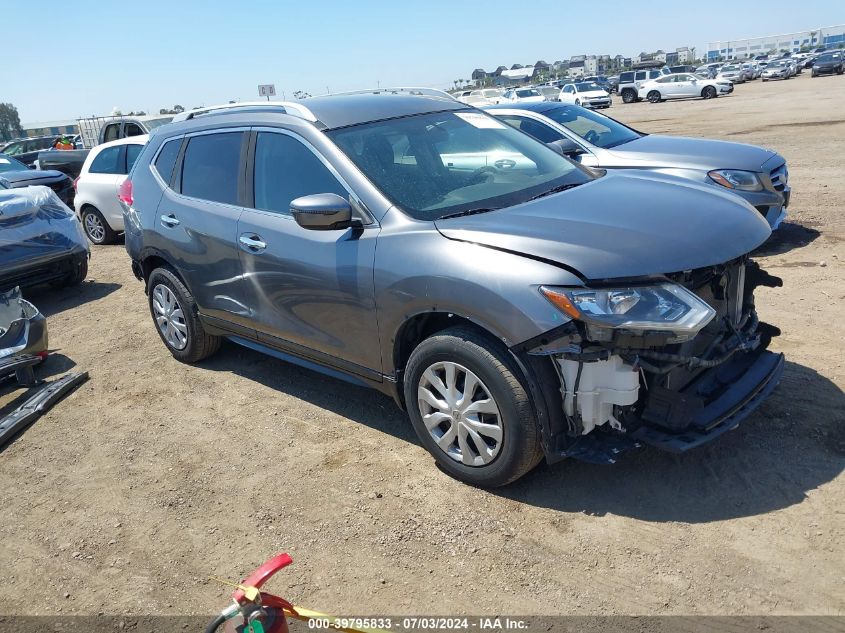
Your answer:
84,212 -> 106,243
152,284 -> 188,350
417,361 -> 503,467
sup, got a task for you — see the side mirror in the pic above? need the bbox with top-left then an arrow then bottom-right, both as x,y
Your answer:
546,138 -> 584,157
290,193 -> 358,231
28,163 -> 37,169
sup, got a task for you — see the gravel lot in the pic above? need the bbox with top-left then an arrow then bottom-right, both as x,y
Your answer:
1,73 -> 843,618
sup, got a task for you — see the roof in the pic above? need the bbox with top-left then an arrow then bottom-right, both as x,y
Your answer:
500,67 -> 535,79
166,94 -> 468,132
96,134 -> 150,150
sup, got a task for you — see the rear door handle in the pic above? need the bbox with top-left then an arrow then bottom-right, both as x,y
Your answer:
239,234 -> 267,252
160,214 -> 180,227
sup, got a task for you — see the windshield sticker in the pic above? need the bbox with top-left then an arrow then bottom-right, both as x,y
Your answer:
0,159 -> 10,164
455,112 -> 507,129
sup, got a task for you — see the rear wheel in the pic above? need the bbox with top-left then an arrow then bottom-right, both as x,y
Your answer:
147,267 -> 221,363
404,326 -> 543,487
701,85 -> 717,99
647,90 -> 662,103
81,206 -> 117,245
621,88 -> 637,103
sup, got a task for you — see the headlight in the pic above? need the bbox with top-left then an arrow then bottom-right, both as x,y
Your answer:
540,283 -> 716,342
708,169 -> 763,192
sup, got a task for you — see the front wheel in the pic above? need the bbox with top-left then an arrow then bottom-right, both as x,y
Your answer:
574,99 -> 580,106
701,86 -> 717,99
147,267 -> 221,363
404,326 -> 543,487
647,90 -> 661,103
621,89 -> 637,103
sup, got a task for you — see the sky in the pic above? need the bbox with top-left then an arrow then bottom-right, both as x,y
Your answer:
4,0 -> 843,123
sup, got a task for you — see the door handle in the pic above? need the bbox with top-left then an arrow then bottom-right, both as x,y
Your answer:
239,234 -> 267,252
160,214 -> 180,227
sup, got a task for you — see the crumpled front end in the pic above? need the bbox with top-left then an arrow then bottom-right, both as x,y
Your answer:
525,257 -> 784,463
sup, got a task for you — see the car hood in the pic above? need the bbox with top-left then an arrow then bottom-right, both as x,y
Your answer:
0,169 -> 67,185
514,96 -> 546,103
434,171 -> 771,280
603,135 -> 780,171
579,90 -> 609,98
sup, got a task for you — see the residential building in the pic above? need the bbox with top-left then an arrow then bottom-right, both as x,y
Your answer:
706,24 -> 845,60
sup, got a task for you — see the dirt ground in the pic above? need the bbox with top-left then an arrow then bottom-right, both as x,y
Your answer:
1,73 -> 843,618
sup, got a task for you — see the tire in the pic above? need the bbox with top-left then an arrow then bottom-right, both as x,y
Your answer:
81,206 -> 117,245
147,267 -> 221,363
701,86 -> 717,99
647,90 -> 661,103
403,326 -> 543,487
621,88 -> 636,103
574,99 -> 580,106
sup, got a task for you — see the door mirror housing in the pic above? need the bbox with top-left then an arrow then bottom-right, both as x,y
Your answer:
546,138 -> 584,157
290,193 -> 358,231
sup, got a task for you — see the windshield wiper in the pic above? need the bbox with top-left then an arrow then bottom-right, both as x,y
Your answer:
528,182 -> 582,201
438,207 -> 500,220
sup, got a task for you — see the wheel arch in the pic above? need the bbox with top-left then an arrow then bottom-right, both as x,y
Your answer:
138,248 -> 187,290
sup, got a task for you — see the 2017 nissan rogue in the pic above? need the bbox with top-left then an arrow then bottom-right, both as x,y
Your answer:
122,95 -> 784,487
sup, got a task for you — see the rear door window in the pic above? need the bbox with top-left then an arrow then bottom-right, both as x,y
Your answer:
180,132 -> 244,205
89,146 -> 122,174
103,124 -> 121,143
253,132 -> 346,215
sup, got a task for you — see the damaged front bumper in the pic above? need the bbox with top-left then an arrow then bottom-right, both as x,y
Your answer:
519,257 -> 784,464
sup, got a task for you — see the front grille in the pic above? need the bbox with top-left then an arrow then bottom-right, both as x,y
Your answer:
769,163 -> 787,191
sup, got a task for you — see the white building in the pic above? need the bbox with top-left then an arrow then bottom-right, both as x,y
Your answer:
706,24 -> 845,60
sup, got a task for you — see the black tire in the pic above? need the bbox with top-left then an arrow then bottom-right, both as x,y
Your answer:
147,267 -> 221,363
647,90 -> 661,103
81,206 -> 118,245
403,326 -> 543,487
621,88 -> 636,104
701,85 -> 717,99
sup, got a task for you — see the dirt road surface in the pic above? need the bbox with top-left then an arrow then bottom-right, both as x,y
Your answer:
1,73 -> 843,618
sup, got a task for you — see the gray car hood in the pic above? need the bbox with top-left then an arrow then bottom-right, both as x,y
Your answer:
605,135 -> 781,172
435,172 -> 771,281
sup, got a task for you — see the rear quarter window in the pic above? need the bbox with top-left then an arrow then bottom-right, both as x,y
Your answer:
153,138 -> 182,185
89,146 -> 122,174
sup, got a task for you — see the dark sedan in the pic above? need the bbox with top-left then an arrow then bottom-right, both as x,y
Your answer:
0,153 -> 74,206
811,52 -> 844,77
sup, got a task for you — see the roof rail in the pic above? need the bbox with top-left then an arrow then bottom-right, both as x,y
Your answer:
324,87 -> 458,101
172,101 -> 318,123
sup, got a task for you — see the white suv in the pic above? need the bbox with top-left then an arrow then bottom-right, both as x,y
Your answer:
74,135 -> 148,244
617,67 -> 672,103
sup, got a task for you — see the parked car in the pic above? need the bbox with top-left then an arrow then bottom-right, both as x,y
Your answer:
716,64 -> 747,83
668,65 -> 698,74
741,63 -> 761,79
582,75 -> 612,92
617,67 -> 672,103
35,148 -> 91,180
0,153 -> 75,206
606,75 -> 620,93
485,101 -> 789,229
0,186 -> 88,291
535,86 -> 561,101
695,65 -> 719,79
74,135 -> 148,244
0,136 -> 57,166
77,114 -> 173,149
638,73 -> 733,102
558,81 -> 612,108
501,87 -> 546,103
812,52 -> 844,77
123,97 -> 784,486
761,60 -> 791,81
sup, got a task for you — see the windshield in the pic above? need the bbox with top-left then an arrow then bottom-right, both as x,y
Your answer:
541,105 -> 641,149
817,54 -> 835,62
0,154 -> 29,173
327,110 -> 592,221
575,82 -> 603,92
515,89 -> 540,98
722,65 -> 739,71
143,117 -> 174,129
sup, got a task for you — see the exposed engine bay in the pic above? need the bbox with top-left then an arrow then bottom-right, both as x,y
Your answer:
529,257 -> 784,459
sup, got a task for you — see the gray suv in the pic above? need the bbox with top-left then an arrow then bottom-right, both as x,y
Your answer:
123,96 -> 784,486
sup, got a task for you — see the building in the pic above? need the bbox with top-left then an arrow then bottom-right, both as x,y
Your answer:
20,120 -> 78,138
471,68 -> 487,85
494,66 -> 536,86
706,24 -> 845,60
